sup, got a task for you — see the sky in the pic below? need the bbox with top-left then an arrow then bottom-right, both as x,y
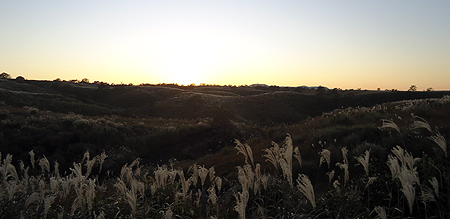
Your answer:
1,1 -> 450,90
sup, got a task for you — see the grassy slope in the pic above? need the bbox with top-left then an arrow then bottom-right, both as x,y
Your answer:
1,78 -> 450,218
1,78 -> 449,173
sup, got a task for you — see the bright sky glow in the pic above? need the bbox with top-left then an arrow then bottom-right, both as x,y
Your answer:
1,1 -> 450,90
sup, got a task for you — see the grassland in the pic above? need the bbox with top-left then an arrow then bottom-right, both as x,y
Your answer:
1,78 -> 450,218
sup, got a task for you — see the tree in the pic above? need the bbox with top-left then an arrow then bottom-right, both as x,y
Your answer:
426,87 -> 433,92
81,78 -> 90,83
408,85 -> 417,92
0,72 -> 11,79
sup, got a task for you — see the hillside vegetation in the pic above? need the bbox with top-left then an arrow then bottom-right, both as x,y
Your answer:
1,78 -> 450,218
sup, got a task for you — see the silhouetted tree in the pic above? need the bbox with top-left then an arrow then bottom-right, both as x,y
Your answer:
15,76 -> 25,81
0,72 -> 11,79
408,85 -> 417,92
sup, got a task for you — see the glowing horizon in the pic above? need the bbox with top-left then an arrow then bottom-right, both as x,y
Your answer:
1,1 -> 450,91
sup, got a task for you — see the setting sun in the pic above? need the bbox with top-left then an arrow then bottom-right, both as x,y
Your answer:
152,29 -> 224,85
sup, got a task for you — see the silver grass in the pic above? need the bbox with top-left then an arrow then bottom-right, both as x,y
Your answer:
234,190 -> 249,219
60,177 -> 72,198
71,195 -> 84,216
121,164 -> 134,183
281,134 -> 294,188
97,151 -> 107,173
279,159 -> 293,188
387,154 -> 401,178
404,150 -> 420,171
421,187 -> 436,203
177,170 -> 191,200
209,166 -> 216,182
392,146 -> 406,165
189,164 -> 199,187
254,163 -> 261,195
6,181 -> 18,200
319,149 -> 331,169
6,163 -> 19,181
86,179 -> 96,211
50,177 -> 59,193
125,190 -> 137,216
341,147 -> 349,164
23,166 -> 30,182
82,151 -> 90,164
336,162 -> 349,184
54,161 -> 60,179
365,176 -> 378,189
150,183 -> 157,196
155,165 -> 169,188
261,174 -> 270,190
237,166 -> 248,190
283,134 -> 294,170
429,131 -> 447,158
380,119 -> 401,134
70,162 -> 85,184
237,164 -> 254,191
175,192 -> 182,205
356,150 -> 371,176
391,146 -> 420,170
19,160 -> 25,173
412,116 -> 432,133
215,176 -> 222,192
401,183 -> 415,214
44,195 -> 57,217
26,192 -> 41,209
132,179 -> 145,198
39,178 -> 46,201
263,142 -> 281,170
244,164 -> 255,189
429,177 -> 439,196
129,158 -> 140,169
333,180 -> 341,193
374,206 -> 387,219
198,165 -> 209,186
85,158 -> 96,178
294,147 -> 302,168
399,168 -> 420,187
29,150 -> 36,169
235,140 -> 254,166
208,185 -> 218,205
168,169 -> 177,185
195,188 -> 202,207
398,168 -> 419,214
326,170 -> 335,185
39,156 -> 51,174
296,174 -> 316,208
1,154 -> 13,180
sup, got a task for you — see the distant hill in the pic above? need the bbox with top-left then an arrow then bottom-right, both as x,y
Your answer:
1,78 -> 448,125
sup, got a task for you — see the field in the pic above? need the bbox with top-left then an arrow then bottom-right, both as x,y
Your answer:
1,78 -> 450,218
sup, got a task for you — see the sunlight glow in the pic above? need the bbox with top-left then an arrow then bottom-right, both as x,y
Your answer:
154,31 -> 221,85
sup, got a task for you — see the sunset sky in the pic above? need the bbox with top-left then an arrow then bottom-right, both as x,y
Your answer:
1,1 -> 450,90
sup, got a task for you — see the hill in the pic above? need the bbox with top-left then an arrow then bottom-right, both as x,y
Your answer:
1,78 -> 450,218
1,77 -> 449,169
